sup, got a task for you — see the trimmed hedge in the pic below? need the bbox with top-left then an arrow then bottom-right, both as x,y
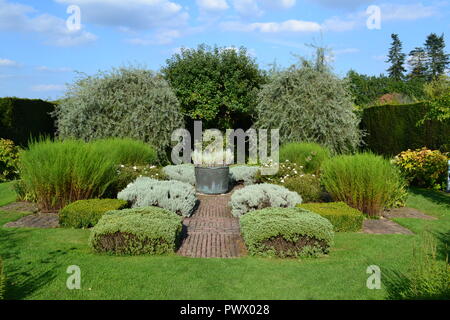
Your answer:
0,257 -> 5,300
298,202 -> 364,232
0,97 -> 56,146
230,183 -> 302,217
89,207 -> 183,255
240,207 -> 334,258
59,199 -> 128,228
361,103 -> 450,156
118,177 -> 197,217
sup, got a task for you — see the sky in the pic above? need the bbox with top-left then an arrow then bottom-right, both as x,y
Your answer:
0,0 -> 449,100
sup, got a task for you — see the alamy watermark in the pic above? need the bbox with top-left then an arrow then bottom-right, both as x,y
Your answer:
66,5 -> 81,32
366,265 -> 381,289
66,265 -> 81,290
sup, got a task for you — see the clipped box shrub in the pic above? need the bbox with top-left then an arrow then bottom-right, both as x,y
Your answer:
298,202 -> 364,232
283,174 -> 322,203
240,207 -> 334,258
392,148 -> 449,190
118,177 -> 197,217
163,164 -> 195,185
230,183 -> 302,217
0,257 -> 5,300
0,138 -> 20,182
321,153 -> 406,217
229,165 -> 260,185
0,97 -> 56,147
59,199 -> 128,228
89,207 -> 183,255
279,142 -> 331,174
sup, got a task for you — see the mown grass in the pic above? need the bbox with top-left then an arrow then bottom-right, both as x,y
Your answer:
0,184 -> 448,300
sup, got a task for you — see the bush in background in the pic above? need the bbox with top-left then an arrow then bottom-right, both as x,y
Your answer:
0,97 -> 56,147
360,103 -> 450,155
53,66 -> 184,162
230,183 -> 302,217
118,177 -> 197,217
59,199 -> 128,228
92,138 -> 157,165
19,139 -> 116,211
283,174 -> 322,203
279,142 -> 330,174
393,148 -> 449,190
89,207 -> 183,255
240,207 -> 334,258
298,202 -> 364,232
320,153 -> 406,217
0,139 -> 20,182
255,53 -> 362,154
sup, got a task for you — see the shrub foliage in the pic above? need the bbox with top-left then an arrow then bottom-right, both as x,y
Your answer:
320,153 -> 406,217
230,183 -> 302,217
0,138 -> 20,182
53,67 -> 184,159
240,207 -> 334,258
118,177 -> 197,217
89,207 -> 183,255
59,199 -> 128,228
298,202 -> 364,232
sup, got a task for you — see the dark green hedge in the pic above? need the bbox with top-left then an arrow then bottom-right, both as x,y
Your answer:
0,97 -> 56,146
360,103 -> 450,156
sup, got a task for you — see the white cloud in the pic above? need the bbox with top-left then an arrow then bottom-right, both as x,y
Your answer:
196,0 -> 229,11
0,58 -> 20,67
55,0 -> 189,30
0,0 -> 97,46
31,84 -> 66,92
222,19 -> 321,33
232,0 -> 263,17
36,66 -> 73,72
310,0 -> 372,10
261,0 -> 296,9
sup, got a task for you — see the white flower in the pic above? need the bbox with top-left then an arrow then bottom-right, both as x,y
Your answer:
133,166 -> 137,170
120,164 -> 125,168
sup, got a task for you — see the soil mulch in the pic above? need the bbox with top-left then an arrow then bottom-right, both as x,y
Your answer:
362,218 -> 413,235
0,201 -> 38,213
177,185 -> 247,258
4,212 -> 59,229
382,207 -> 437,220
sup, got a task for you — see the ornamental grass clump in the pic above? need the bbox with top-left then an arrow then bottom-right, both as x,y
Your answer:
118,177 -> 197,217
320,153 -> 406,217
240,207 -> 334,258
19,139 -> 116,211
91,138 -> 157,165
230,183 -> 302,217
89,207 -> 183,255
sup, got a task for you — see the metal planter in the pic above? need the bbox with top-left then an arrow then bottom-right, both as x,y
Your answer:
195,166 -> 230,194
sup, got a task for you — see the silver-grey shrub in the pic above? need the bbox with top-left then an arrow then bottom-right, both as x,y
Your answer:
229,166 -> 260,185
255,55 -> 362,154
118,177 -> 197,217
53,67 -> 184,158
230,183 -> 302,217
163,164 -> 195,185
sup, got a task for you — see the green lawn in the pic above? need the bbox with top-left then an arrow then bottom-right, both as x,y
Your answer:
0,184 -> 448,300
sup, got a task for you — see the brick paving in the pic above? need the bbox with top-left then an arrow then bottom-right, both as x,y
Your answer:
177,186 -> 247,258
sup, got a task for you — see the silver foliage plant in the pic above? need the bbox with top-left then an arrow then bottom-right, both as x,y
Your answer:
117,177 -> 197,217
163,164 -> 196,185
53,67 -> 184,158
230,183 -> 302,217
255,57 -> 362,154
229,166 -> 260,185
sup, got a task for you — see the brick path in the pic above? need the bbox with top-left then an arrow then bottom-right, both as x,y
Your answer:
177,187 -> 247,258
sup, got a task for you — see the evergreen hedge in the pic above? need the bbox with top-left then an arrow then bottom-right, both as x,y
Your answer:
0,97 -> 56,146
361,103 -> 450,156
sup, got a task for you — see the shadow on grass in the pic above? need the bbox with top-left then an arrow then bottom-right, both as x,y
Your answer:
0,228 -> 64,300
409,188 -> 450,207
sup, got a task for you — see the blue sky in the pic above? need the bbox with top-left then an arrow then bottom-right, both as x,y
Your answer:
0,0 -> 449,100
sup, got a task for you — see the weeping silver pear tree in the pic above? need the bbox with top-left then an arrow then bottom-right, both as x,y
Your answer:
53,66 -> 184,162
255,49 -> 362,154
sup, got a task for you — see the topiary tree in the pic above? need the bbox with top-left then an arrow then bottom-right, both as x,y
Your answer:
53,66 -> 184,162
255,52 -> 362,154
162,44 -> 267,130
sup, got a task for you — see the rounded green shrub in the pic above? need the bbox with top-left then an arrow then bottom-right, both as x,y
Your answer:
59,199 -> 128,228
230,183 -> 302,217
89,206 -> 183,255
240,207 -> 334,258
0,138 -> 20,182
298,202 -> 364,232
320,153 -> 407,217
283,174 -> 322,203
279,142 -> 330,174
